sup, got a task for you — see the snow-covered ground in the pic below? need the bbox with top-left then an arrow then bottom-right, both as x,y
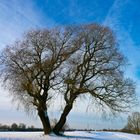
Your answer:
0,131 -> 139,140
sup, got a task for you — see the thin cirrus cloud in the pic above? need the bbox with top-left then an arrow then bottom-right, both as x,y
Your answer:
104,0 -> 140,110
104,0 -> 140,81
0,0 -> 56,48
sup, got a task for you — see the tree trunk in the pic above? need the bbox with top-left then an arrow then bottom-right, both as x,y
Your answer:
38,109 -> 51,134
53,103 -> 73,135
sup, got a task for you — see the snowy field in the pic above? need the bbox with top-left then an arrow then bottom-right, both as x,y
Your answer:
0,131 -> 139,140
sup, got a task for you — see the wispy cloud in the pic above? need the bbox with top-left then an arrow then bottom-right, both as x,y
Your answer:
104,0 -> 140,72
104,0 -> 140,108
0,0 -> 56,48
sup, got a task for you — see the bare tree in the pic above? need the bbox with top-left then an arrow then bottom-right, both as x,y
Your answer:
125,112 -> 140,134
19,123 -> 26,129
53,24 -> 136,134
0,27 -> 81,134
11,123 -> 18,130
0,24 -> 136,135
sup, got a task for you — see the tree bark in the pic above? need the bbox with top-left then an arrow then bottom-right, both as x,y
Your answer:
38,109 -> 51,134
53,103 -> 73,135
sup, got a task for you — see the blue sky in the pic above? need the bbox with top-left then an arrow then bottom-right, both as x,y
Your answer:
0,0 -> 140,129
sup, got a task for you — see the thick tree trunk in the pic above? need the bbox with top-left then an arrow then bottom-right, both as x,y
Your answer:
38,109 -> 51,134
53,103 -> 73,135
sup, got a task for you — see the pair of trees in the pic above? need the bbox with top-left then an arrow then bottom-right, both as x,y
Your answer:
0,24 -> 136,135
11,123 -> 26,130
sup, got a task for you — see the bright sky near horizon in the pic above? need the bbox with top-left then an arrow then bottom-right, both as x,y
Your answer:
0,0 -> 140,130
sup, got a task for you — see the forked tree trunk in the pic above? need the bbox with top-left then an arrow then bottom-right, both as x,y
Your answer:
53,103 -> 73,135
38,109 -> 51,134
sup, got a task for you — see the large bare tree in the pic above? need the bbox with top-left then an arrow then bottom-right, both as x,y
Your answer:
0,24 -> 136,135
53,24 -> 136,134
0,27 -> 81,134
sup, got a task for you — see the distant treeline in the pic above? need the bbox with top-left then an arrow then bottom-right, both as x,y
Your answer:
0,123 -> 131,134
0,123 -> 43,131
0,123 -> 122,132
0,122 -> 136,134
66,128 -> 121,132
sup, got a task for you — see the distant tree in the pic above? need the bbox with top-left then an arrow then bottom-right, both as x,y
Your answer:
30,125 -> 35,129
53,24 -> 136,134
19,123 -> 26,129
124,112 -> 140,134
11,123 -> 18,130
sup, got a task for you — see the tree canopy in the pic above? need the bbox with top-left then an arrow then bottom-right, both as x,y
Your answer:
0,24 -> 136,135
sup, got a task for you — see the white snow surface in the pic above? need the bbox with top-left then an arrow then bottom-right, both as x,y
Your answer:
0,131 -> 139,140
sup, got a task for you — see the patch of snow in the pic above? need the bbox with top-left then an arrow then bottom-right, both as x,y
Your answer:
0,131 -> 139,140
